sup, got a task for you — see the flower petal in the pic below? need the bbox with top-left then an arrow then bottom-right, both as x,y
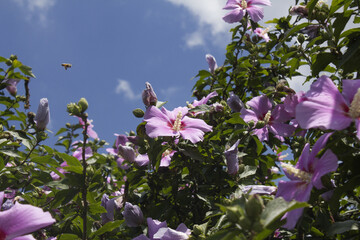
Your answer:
312,149 -> 338,189
223,8 -> 245,23
247,95 -> 272,117
247,5 -> 264,22
147,218 -> 167,239
0,203 -> 55,239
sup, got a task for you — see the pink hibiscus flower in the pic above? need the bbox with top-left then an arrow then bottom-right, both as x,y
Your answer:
296,75 -> 360,139
144,106 -> 212,144
223,0 -> 271,23
276,133 -> 338,229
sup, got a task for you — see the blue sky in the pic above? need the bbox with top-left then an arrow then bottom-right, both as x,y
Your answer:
1,0 -> 294,146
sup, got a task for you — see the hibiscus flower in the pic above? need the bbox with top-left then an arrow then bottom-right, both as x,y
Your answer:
144,106 -> 212,144
276,133 -> 338,229
223,0 -> 271,23
296,75 -> 360,139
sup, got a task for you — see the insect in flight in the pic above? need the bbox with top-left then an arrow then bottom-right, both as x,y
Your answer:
61,63 -> 72,70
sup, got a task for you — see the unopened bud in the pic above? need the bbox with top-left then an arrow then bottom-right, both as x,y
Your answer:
5,79 -> 20,96
226,206 -> 242,223
227,92 -> 244,112
255,121 -> 266,129
9,55 -> 17,61
67,102 -> 81,116
205,54 -> 218,74
245,195 -> 264,221
132,108 -> 145,118
290,5 -> 308,17
122,202 -> 144,227
297,34 -> 305,44
142,82 -> 157,107
27,112 -> 36,125
34,98 -> 50,130
78,98 -> 88,113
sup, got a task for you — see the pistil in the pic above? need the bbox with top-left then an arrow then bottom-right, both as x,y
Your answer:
281,163 -> 312,182
173,111 -> 183,132
349,88 -> 360,119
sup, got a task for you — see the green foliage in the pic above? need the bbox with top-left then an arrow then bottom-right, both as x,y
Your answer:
1,0 -> 360,239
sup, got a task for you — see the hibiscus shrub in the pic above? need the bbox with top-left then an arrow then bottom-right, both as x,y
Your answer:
1,0 -> 360,239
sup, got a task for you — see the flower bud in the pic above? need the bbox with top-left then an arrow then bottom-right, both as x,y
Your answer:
27,112 -> 36,125
227,92 -> 244,112
122,202 -> 144,227
67,102 -> 81,116
132,108 -> 145,118
78,98 -> 88,113
118,145 -> 136,163
142,82 -> 157,107
205,54 -> 218,74
255,120 -> 266,129
34,98 -> 50,130
289,5 -> 308,17
245,195 -> 264,221
5,79 -> 20,96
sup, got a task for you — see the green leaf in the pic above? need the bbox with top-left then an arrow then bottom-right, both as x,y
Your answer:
307,0 -> 319,19
207,229 -> 243,240
19,64 -> 36,78
58,234 -> 80,240
0,149 -> 20,158
329,0 -> 346,16
238,165 -> 257,179
63,165 -> 83,174
311,52 -> 336,76
226,113 -> 246,125
327,220 -> 359,236
31,155 -> 59,167
0,56 -> 7,62
12,59 -> 22,68
91,220 -> 122,236
156,100 -> 167,108
252,136 -> 264,155
89,203 -> 107,214
260,197 -> 309,229
56,152 -> 82,167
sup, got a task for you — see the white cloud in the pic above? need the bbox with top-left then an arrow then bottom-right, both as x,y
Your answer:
164,0 -> 231,48
115,79 -> 141,100
164,0 -> 295,48
13,0 -> 56,25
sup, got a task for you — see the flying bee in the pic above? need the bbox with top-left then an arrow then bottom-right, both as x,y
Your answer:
61,63 -> 72,70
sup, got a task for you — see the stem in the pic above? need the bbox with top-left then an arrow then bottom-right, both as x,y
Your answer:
81,115 -> 89,240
